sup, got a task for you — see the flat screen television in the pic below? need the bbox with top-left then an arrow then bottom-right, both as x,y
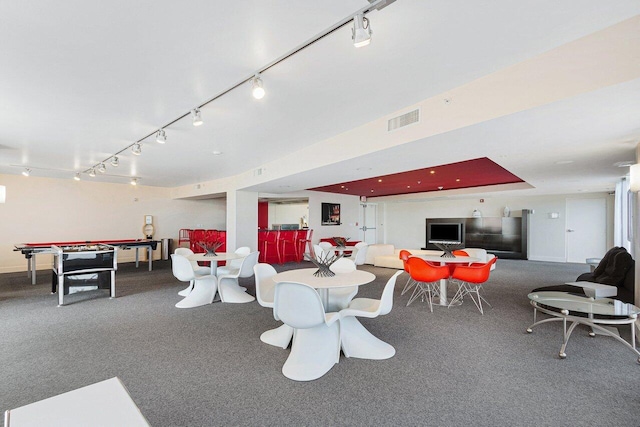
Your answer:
428,222 -> 463,244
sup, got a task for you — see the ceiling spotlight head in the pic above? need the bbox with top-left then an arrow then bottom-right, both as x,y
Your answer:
110,156 -> 119,167
192,109 -> 203,126
131,143 -> 142,155
156,129 -> 166,144
352,14 -> 371,48
22,168 -> 30,177
130,178 -> 138,186
97,163 -> 106,173
252,75 -> 265,99
74,173 -> 81,181
89,169 -> 96,177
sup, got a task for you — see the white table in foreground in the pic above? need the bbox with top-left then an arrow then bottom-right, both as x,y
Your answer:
414,255 -> 479,306
272,268 -> 375,307
4,377 -> 149,427
187,252 -> 243,275
273,268 -> 394,362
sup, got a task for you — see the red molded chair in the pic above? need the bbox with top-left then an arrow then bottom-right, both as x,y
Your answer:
406,257 -> 450,312
449,249 -> 469,276
399,250 -> 415,295
448,257 -> 498,314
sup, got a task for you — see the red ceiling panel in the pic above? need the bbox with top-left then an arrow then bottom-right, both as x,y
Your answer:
309,157 -> 524,197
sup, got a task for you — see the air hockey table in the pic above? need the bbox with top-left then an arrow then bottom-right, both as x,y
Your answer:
14,239 -> 159,285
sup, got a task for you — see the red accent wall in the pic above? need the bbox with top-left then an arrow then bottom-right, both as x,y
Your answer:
258,202 -> 269,230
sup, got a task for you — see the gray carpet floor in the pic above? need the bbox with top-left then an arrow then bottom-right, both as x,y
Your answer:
1,259 -> 639,426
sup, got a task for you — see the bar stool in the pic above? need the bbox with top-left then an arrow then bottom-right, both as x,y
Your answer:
296,229 -> 313,261
279,230 -> 299,263
261,230 -> 280,264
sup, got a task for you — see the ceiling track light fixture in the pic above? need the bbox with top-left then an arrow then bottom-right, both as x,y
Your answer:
156,129 -> 166,143
130,178 -> 138,186
131,143 -> 142,155
22,168 -> 30,177
251,74 -> 265,99
352,14 -> 372,47
97,163 -> 106,173
89,169 -> 96,177
110,156 -> 119,167
74,173 -> 81,181
191,109 -> 203,126
74,0 -> 388,182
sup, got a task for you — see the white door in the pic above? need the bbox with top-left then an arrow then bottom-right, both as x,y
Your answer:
358,203 -> 377,244
566,198 -> 607,263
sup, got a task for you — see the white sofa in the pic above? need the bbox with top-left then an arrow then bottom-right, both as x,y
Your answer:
364,244 -> 495,270
364,244 -> 441,269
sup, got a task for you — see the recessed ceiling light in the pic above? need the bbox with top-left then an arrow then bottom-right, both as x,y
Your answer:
554,160 -> 574,165
370,189 -> 374,192
456,178 -> 460,182
378,179 -> 382,182
341,185 -> 345,188
212,151 -> 223,155
417,181 -> 421,184
430,171 -> 435,174
407,185 -> 411,188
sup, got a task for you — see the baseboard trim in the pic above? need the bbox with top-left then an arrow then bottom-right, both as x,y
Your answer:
528,255 -> 566,263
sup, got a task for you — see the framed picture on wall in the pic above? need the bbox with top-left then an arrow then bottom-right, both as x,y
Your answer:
321,203 -> 341,226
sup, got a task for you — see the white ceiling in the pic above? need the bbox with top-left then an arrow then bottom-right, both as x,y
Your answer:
1,1 -> 639,198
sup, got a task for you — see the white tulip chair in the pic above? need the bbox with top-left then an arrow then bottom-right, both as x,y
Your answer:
326,258 -> 358,311
171,254 -> 218,308
254,263 -> 294,348
174,247 -> 210,297
216,246 -> 251,291
351,242 -> 368,265
338,270 -> 403,359
217,251 -> 258,303
274,281 -> 341,381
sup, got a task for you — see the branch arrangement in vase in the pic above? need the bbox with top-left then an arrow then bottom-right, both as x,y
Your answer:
197,241 -> 223,256
304,251 -> 343,277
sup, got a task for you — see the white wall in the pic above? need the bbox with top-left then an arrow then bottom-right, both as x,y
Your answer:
379,192 -> 613,262
0,174 -> 225,273
307,191 -> 361,244
268,202 -> 308,228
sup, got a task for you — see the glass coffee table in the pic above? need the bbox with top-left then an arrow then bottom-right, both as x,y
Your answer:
527,291 -> 640,363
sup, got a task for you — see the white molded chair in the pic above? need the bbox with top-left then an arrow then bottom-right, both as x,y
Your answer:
318,241 -> 334,256
217,251 -> 258,303
274,281 -> 341,381
312,244 -> 325,259
351,242 -> 368,265
216,246 -> 250,276
174,247 -> 210,297
171,254 -> 218,308
327,258 -> 358,311
338,270 -> 403,359
254,263 -> 294,348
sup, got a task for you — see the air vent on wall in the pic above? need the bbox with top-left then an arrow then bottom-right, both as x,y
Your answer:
388,109 -> 419,131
